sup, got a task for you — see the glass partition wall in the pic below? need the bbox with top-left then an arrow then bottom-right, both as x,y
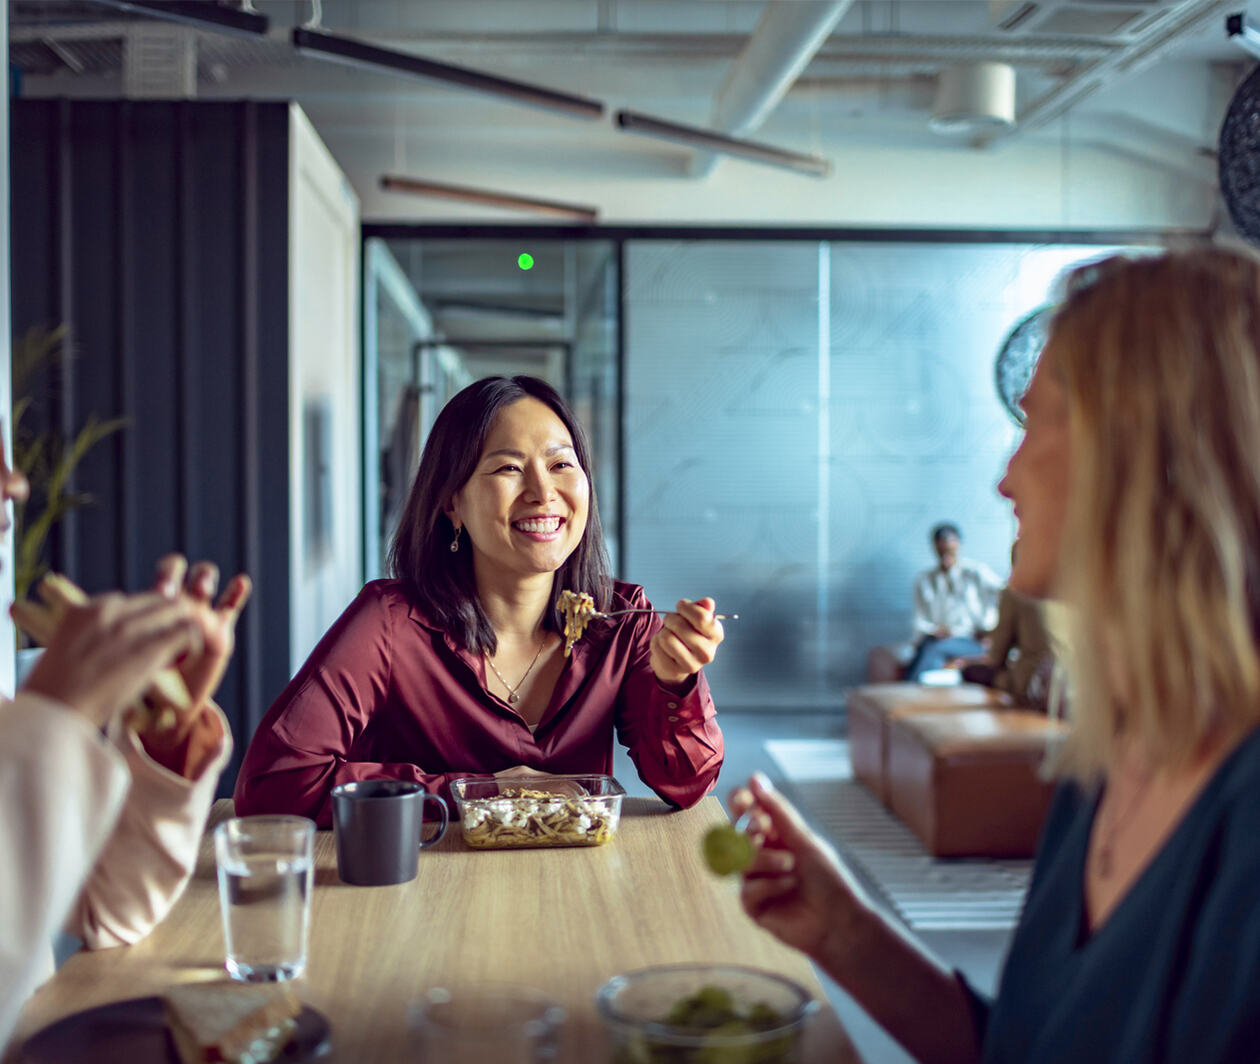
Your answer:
364,232 -> 1133,710
364,237 -> 621,579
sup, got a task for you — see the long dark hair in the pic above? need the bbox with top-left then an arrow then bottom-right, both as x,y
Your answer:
387,376 -> 613,653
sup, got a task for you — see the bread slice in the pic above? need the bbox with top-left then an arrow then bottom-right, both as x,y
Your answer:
163,980 -> 301,1064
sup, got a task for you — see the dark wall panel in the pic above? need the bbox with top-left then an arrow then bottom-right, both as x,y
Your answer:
69,103 -> 123,585
124,103 -> 182,587
10,99 -> 293,794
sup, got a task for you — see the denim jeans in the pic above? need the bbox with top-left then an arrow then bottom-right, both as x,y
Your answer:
905,635 -> 984,681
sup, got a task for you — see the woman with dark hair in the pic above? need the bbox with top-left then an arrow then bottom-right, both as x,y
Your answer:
235,376 -> 725,825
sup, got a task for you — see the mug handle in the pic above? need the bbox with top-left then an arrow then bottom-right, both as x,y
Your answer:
417,792 -> 449,850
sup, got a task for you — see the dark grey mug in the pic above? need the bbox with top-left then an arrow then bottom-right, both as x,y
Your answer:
331,780 -> 449,886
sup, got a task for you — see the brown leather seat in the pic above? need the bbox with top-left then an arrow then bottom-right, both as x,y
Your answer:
886,709 -> 1066,858
866,645 -> 909,683
848,683 -> 1014,805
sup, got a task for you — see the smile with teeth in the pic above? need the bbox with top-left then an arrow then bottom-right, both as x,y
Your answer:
513,516 -> 563,534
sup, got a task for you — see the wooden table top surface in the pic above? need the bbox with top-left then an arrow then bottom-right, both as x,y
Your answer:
11,795 -> 861,1063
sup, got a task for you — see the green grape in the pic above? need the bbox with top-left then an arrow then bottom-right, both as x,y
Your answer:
702,824 -> 755,876
623,989 -> 793,1064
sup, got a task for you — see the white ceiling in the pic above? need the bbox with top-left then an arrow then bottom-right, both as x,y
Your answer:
9,0 -> 1260,225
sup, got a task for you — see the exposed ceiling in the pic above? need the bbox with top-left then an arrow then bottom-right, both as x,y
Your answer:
8,0 -> 1254,225
10,0 -> 1258,354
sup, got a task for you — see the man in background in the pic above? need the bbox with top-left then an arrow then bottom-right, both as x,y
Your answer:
905,522 -> 1001,681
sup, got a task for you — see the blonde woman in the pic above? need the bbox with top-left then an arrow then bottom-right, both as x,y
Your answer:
732,248 -> 1260,1063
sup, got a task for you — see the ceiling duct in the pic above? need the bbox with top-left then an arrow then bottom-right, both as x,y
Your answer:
690,0 -> 855,178
930,62 -> 1016,134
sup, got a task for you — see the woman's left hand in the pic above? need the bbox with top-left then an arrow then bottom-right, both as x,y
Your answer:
152,554 -> 252,721
650,597 -> 724,688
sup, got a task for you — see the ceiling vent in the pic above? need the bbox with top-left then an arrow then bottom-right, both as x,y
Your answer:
124,24 -> 197,98
988,0 -> 1177,37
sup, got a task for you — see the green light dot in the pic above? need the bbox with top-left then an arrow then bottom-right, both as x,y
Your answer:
517,252 -> 534,270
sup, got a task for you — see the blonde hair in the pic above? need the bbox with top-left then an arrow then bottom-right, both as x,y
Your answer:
1051,248 -> 1260,781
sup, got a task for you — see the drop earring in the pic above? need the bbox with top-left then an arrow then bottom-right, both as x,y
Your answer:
449,526 -> 462,553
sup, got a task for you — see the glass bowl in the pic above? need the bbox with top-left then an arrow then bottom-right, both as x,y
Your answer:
449,774 -> 625,849
595,963 -> 815,1064
412,983 -> 565,1063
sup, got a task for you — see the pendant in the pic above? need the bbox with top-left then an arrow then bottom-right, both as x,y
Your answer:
508,692 -> 519,704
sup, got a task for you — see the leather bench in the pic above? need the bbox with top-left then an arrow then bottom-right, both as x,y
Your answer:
886,708 -> 1066,858
848,683 -> 1015,805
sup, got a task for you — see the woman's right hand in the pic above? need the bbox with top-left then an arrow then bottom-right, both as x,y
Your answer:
736,775 -> 986,1064
22,591 -> 202,730
731,773 -> 870,965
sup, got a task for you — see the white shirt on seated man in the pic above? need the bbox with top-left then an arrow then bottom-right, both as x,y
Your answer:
905,522 -> 1001,682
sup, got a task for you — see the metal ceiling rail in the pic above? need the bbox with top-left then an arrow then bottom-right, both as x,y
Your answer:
292,26 -> 605,121
84,0 -> 269,38
614,110 -> 832,178
379,175 -> 599,222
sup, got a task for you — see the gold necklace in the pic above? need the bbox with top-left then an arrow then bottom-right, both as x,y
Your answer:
1094,768 -> 1154,879
485,636 -> 546,705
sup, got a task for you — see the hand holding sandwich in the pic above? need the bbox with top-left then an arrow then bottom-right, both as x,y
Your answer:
19,555 -> 251,776
152,553 -> 252,719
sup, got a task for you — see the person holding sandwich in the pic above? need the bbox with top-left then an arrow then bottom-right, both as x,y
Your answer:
0,433 -> 252,1051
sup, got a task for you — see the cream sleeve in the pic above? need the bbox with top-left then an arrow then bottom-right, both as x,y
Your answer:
68,704 -> 231,949
0,694 -> 131,1050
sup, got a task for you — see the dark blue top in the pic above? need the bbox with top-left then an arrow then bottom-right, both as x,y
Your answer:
971,727 -> 1260,1063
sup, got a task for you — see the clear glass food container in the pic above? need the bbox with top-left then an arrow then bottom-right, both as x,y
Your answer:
595,963 -> 815,1064
449,774 -> 626,849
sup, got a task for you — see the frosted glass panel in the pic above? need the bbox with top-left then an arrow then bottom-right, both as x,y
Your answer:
624,240 -> 1123,709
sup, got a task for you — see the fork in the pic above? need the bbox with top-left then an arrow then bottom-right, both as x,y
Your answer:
592,608 -> 739,621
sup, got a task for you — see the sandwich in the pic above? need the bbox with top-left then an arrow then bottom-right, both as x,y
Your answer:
163,980 -> 301,1064
11,571 -> 193,732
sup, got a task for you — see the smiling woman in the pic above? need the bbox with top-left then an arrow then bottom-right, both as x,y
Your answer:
234,377 -> 726,826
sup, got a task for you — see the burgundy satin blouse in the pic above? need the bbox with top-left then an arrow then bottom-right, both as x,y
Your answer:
234,579 -> 723,826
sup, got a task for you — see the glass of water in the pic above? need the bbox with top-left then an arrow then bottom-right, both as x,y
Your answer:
214,815 -> 315,982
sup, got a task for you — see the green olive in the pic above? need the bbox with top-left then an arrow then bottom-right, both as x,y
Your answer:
702,824 -> 755,876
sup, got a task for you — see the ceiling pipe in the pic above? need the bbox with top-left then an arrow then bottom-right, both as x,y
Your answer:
690,0 -> 855,178
9,25 -> 1119,68
978,0 -> 1231,146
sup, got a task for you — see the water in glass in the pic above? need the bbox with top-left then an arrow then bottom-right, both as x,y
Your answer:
215,816 -> 314,982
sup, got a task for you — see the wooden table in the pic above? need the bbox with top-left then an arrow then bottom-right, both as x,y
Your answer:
12,796 -> 860,1062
